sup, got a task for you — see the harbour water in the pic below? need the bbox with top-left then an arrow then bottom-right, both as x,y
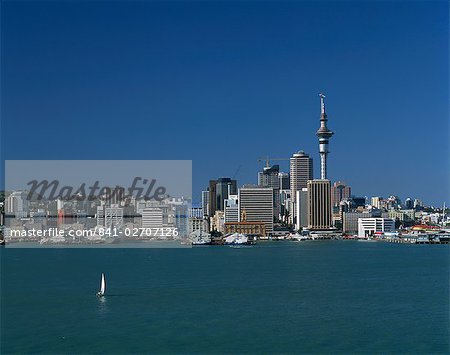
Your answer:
1,241 -> 449,354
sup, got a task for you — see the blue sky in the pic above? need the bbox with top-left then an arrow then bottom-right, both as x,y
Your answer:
1,1 -> 448,205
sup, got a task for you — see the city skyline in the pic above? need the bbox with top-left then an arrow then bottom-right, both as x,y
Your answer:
1,1 -> 448,205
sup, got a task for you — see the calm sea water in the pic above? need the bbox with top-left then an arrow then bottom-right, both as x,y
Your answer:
1,241 -> 449,354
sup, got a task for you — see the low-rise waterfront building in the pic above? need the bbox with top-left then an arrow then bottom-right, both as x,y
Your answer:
224,221 -> 266,238
357,218 -> 395,238
188,217 -> 205,234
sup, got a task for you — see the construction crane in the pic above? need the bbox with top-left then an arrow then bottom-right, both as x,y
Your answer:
257,157 -> 290,169
232,165 -> 242,179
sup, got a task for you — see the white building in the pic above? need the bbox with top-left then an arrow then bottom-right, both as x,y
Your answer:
172,203 -> 189,237
104,206 -> 124,230
224,194 -> 239,223
358,218 -> 395,238
96,206 -> 104,227
189,207 -> 203,218
295,188 -> 308,231
142,207 -> 163,228
289,151 -> 313,222
6,191 -> 29,217
370,196 -> 383,209
188,217 -> 205,234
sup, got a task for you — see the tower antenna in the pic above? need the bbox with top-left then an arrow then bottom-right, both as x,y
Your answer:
316,93 -> 334,180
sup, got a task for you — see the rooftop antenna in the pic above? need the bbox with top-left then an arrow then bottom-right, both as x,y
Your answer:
442,202 -> 446,227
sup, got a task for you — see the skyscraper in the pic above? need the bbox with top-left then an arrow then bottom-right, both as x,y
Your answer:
215,178 -> 237,212
307,179 -> 332,229
238,185 -> 274,236
290,151 -> 313,192
316,93 -> 334,180
258,164 -> 281,217
295,188 -> 308,230
201,190 -> 209,217
208,180 -> 217,217
371,196 -> 383,209
104,206 -> 124,230
290,151 -> 313,222
6,191 -> 29,218
331,181 -> 351,208
207,178 -> 238,216
142,207 -> 163,229
224,194 -> 239,223
258,165 -> 280,189
278,172 -> 290,190
306,93 -> 334,230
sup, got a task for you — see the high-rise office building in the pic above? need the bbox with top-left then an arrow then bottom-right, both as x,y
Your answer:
238,185 -> 274,236
201,190 -> 209,216
207,180 -> 217,217
104,206 -> 124,230
189,206 -> 203,218
224,194 -> 239,223
278,172 -> 290,190
142,207 -> 163,229
6,191 -> 29,217
279,189 -> 291,223
290,151 -> 313,192
331,181 -> 351,207
404,197 -> 414,210
290,151 -> 313,222
295,188 -> 308,230
258,165 -> 280,189
173,203 -> 188,237
258,164 -> 281,217
306,94 -> 335,230
371,196 -> 383,209
215,178 -> 237,212
307,179 -> 332,230
207,178 -> 237,216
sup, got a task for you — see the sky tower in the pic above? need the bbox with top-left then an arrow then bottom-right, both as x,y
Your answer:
316,93 -> 334,180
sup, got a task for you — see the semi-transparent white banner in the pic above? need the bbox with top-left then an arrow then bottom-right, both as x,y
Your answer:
4,160 -> 192,248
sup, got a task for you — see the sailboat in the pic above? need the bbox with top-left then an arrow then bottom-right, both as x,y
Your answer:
97,273 -> 106,297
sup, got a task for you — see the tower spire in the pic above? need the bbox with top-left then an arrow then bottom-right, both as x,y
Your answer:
316,93 -> 334,180
319,93 -> 326,116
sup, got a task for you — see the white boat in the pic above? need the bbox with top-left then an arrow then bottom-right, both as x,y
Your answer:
224,233 -> 249,245
290,232 -> 309,241
190,230 -> 212,245
97,273 -> 106,297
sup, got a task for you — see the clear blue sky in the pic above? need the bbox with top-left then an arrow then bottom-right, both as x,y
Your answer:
1,1 -> 448,206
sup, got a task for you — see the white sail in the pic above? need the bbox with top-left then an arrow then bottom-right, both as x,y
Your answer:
100,273 -> 106,295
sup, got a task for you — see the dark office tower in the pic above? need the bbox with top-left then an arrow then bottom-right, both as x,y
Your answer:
201,190 -> 209,217
258,165 -> 280,189
258,165 -> 281,217
278,172 -> 290,190
404,198 -> 414,209
331,181 -> 351,207
215,178 -> 237,212
208,180 -> 217,217
316,93 -> 334,180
